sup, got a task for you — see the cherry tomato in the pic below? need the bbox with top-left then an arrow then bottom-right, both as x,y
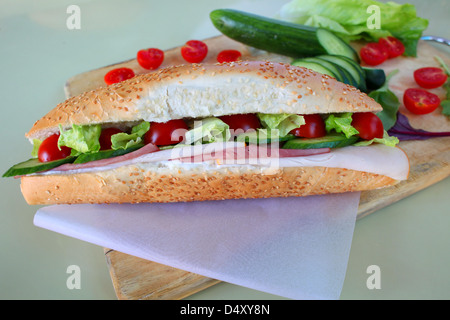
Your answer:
137,48 -> 164,70
378,36 -> 405,58
219,114 -> 261,134
99,128 -> 124,150
104,67 -> 135,85
351,112 -> 384,140
360,42 -> 389,66
290,114 -> 326,138
217,50 -> 242,63
181,40 -> 208,63
403,88 -> 441,115
144,119 -> 189,146
413,67 -> 448,89
38,134 -> 72,162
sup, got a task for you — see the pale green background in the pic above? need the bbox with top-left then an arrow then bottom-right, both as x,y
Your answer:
0,0 -> 448,300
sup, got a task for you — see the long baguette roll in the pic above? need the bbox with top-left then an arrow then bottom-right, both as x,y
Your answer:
20,61 -> 409,205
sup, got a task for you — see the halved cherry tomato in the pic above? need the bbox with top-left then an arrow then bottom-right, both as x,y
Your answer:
351,112 -> 384,140
137,48 -> 164,70
219,114 -> 261,133
403,88 -> 441,115
99,128 -> 124,150
360,42 -> 389,66
181,40 -> 208,63
378,36 -> 405,58
290,114 -> 326,138
144,119 -> 189,146
38,134 -> 72,162
104,67 -> 135,85
414,67 -> 448,89
217,50 -> 242,63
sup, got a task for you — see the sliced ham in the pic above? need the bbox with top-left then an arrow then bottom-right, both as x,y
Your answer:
54,143 -> 160,172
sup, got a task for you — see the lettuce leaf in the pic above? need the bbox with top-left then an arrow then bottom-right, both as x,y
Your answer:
257,113 -> 305,137
31,139 -> 42,158
324,113 -> 359,138
369,70 -> 400,130
58,124 -> 102,156
184,117 -> 230,144
278,0 -> 428,56
354,131 -> 399,147
110,121 -> 150,150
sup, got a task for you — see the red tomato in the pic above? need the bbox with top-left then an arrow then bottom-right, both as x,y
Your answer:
137,48 -> 164,70
378,36 -> 405,58
290,114 -> 326,138
403,88 -> 441,115
217,50 -> 242,63
181,40 -> 208,63
351,112 -> 384,140
104,67 -> 135,85
414,67 -> 448,89
360,42 -> 389,66
38,134 -> 71,162
144,119 -> 189,146
219,114 -> 261,134
99,128 -> 124,150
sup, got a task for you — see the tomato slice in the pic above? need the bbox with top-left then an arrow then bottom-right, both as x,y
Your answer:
378,36 -> 405,58
104,68 -> 135,85
351,112 -> 384,140
360,42 -> 389,66
219,114 -> 261,134
290,114 -> 326,138
414,67 -> 448,89
181,40 -> 208,63
403,88 -> 441,115
217,50 -> 242,63
137,48 -> 164,70
38,134 -> 72,162
99,128 -> 124,150
144,119 -> 189,146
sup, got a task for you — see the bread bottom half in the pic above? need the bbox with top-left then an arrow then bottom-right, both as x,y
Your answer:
20,163 -> 397,205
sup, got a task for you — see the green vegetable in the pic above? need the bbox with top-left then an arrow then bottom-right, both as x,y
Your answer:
236,129 -> 295,144
282,133 -> 358,149
278,0 -> 428,56
210,9 -> 357,60
2,156 -> 76,178
354,131 -> 399,147
110,121 -> 150,150
324,113 -> 359,138
363,67 -> 386,91
31,139 -> 42,158
434,56 -> 450,117
184,117 -> 230,144
58,124 -> 102,156
368,70 -> 400,130
73,144 -> 143,164
257,113 -> 305,137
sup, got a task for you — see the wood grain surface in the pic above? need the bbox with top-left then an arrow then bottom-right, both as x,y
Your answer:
65,36 -> 450,300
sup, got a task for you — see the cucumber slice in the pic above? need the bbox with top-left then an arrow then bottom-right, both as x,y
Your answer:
291,60 -> 337,79
362,67 -> 386,90
282,134 -> 359,149
301,57 -> 346,83
236,130 -> 295,144
2,156 -> 76,177
316,29 -> 360,62
73,144 -> 143,164
317,55 -> 366,91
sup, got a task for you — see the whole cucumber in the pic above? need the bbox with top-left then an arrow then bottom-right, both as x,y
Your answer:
210,9 -> 328,58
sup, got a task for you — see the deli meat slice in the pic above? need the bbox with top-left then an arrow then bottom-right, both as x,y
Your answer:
54,143 -> 160,171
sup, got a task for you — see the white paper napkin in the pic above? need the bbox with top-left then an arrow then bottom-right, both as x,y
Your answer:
33,192 -> 360,300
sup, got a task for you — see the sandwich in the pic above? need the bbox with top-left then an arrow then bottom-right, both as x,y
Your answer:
3,61 -> 410,205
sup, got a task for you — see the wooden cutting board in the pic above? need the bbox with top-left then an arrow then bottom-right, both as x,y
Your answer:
64,35 -> 450,300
